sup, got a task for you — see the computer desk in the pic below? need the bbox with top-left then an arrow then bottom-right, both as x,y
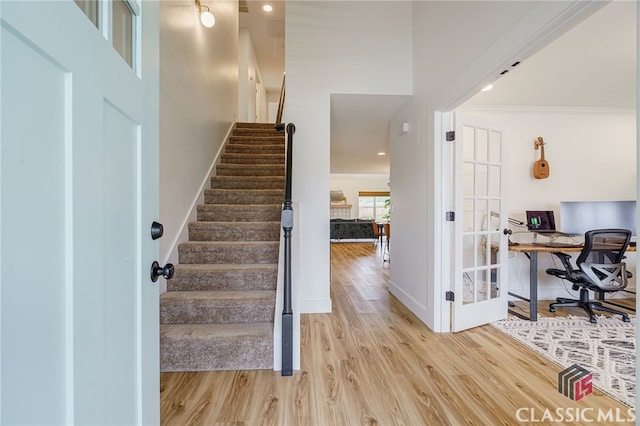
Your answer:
507,243 -> 636,321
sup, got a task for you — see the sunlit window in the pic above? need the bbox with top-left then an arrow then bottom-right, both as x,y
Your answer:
358,192 -> 390,222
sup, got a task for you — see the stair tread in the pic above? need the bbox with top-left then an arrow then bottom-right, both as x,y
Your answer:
161,289 -> 276,301
205,188 -> 284,192
199,204 -> 282,208
212,175 -> 285,179
217,163 -> 283,167
175,263 -> 278,271
180,240 -> 279,246
189,221 -> 280,228
161,322 -> 273,339
222,152 -> 283,156
225,143 -> 284,148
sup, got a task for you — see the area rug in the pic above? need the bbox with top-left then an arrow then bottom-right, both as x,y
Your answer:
491,315 -> 636,409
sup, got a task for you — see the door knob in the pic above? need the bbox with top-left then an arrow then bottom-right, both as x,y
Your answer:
151,221 -> 164,240
150,261 -> 174,282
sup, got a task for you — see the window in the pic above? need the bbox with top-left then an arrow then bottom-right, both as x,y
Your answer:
73,0 -> 139,71
112,0 -> 135,68
358,191 -> 390,222
74,0 -> 100,29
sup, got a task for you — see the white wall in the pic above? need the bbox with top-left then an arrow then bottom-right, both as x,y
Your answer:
238,28 -> 250,122
330,174 -> 390,219
286,1 -> 413,313
238,28 -> 268,123
459,106 -> 637,298
159,0 -> 239,279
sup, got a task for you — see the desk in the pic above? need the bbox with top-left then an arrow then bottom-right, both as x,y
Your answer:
507,243 -> 636,321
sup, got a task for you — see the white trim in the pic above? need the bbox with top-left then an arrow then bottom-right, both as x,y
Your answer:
434,111 -> 453,333
63,73 -> 75,425
388,281 -> 433,329
635,5 -> 639,413
299,298 -> 332,314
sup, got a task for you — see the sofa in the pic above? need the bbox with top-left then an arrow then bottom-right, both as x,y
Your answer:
330,219 -> 376,240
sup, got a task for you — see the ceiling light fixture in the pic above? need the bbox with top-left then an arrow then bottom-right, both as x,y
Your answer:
377,152 -> 386,156
263,4 -> 273,12
195,0 -> 215,28
481,84 -> 494,92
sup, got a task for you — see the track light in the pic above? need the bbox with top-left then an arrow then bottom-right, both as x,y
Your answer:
195,0 -> 215,28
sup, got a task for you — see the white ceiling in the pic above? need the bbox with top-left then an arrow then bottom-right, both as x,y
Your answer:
243,1 -> 636,175
330,94 -> 410,174
466,1 -> 636,109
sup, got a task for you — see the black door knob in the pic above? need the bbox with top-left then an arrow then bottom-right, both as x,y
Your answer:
151,221 -> 164,240
150,261 -> 174,282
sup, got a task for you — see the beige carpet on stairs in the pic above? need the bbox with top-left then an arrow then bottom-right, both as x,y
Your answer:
160,122 -> 284,371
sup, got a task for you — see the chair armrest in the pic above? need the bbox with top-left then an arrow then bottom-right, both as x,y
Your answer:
546,268 -> 567,279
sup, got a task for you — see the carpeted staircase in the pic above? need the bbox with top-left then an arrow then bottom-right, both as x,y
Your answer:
160,122 -> 284,371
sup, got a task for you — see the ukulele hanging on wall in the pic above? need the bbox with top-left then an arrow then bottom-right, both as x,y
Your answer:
533,137 -> 549,179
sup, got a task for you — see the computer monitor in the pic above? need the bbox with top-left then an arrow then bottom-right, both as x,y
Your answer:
559,200 -> 637,236
526,210 -> 556,232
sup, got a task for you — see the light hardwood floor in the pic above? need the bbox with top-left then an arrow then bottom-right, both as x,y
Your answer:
160,242 -> 635,425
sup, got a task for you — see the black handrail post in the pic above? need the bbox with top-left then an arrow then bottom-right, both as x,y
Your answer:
280,122 -> 295,376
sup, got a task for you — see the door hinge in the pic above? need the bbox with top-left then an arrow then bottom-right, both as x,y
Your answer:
446,211 -> 455,221
445,291 -> 455,301
446,131 -> 455,141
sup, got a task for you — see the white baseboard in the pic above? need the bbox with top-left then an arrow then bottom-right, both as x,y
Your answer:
387,281 -> 439,330
299,298 -> 332,314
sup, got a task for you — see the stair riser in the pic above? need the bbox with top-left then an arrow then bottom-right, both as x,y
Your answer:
189,225 -> 280,241
167,268 -> 277,291
179,244 -> 279,264
160,334 -> 273,371
210,177 -> 284,190
225,145 -> 284,155
233,129 -> 281,137
220,155 -> 284,165
197,206 -> 281,222
204,190 -> 284,205
236,122 -> 278,129
161,300 -> 275,324
216,166 -> 285,177
229,136 -> 284,144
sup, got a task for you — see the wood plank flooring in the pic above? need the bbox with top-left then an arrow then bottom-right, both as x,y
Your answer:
160,242 -> 635,425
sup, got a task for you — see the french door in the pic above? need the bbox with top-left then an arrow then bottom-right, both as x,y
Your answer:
1,1 -> 159,424
451,112 -> 508,331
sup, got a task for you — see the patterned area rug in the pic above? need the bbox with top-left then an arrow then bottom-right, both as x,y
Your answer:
491,315 -> 636,409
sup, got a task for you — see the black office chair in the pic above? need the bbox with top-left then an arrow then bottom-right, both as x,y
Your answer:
546,228 -> 632,323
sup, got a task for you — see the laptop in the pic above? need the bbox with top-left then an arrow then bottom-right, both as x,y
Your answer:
526,210 -> 556,233
526,210 -> 577,244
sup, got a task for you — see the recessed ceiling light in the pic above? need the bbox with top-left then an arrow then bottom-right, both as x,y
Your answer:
481,84 -> 494,92
263,4 -> 273,12
377,152 -> 386,156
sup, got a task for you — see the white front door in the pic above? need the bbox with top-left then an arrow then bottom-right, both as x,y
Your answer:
451,112 -> 508,331
1,1 -> 159,424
